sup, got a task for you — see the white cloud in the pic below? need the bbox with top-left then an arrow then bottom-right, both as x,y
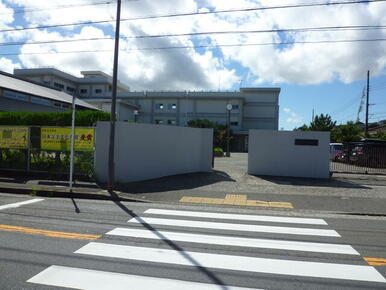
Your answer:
0,57 -> 20,73
2,0 -> 386,89
283,107 -> 303,124
200,0 -> 386,85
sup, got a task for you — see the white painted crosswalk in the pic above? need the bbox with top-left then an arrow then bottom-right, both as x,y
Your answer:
28,265 -> 257,290
27,208 -> 386,289
106,227 -> 359,254
75,242 -> 385,282
128,216 -> 340,237
144,209 -> 328,225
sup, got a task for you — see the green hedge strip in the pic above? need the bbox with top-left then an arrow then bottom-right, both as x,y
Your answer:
0,110 -> 110,126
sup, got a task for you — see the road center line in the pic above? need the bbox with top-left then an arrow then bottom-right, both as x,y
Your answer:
364,258 -> 386,266
0,224 -> 101,240
0,198 -> 44,210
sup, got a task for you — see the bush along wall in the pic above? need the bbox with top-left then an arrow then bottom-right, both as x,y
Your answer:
0,110 -> 109,179
0,110 -> 110,126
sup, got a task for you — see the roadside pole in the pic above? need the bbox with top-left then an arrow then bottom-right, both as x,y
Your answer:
226,104 -> 232,157
69,95 -> 76,192
108,0 -> 122,193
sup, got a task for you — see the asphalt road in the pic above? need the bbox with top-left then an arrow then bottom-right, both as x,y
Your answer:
1,192 -> 386,289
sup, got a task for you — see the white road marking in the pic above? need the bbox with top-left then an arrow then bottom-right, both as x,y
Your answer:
0,198 -> 44,210
128,217 -> 340,237
27,265 -> 257,290
106,228 -> 359,255
75,243 -> 386,283
145,209 -> 327,225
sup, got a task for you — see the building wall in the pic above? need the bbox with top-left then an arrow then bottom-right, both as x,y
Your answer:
94,122 -> 213,182
248,130 -> 330,178
14,69 -> 126,98
0,96 -> 66,112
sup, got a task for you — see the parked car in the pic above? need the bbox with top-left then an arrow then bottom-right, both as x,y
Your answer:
330,143 -> 344,161
349,140 -> 386,168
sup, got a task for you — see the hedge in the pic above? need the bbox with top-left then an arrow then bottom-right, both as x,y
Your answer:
0,110 -> 110,126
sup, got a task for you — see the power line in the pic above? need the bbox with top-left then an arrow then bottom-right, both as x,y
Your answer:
1,0 -> 385,33
0,1 -> 116,15
1,25 -> 386,47
2,37 -> 386,57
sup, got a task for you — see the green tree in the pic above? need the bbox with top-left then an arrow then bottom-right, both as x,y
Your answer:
294,124 -> 310,131
309,114 -> 336,131
331,121 -> 363,142
187,119 -> 230,148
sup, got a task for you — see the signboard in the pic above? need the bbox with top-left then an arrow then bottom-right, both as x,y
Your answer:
41,127 -> 95,151
0,126 -> 28,149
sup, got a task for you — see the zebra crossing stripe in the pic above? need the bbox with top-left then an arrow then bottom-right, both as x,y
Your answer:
128,217 -> 340,237
145,209 -> 327,225
27,265 -> 257,290
75,242 -> 386,283
106,228 -> 359,255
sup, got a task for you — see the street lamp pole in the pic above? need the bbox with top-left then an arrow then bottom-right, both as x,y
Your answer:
226,104 -> 232,157
107,0 -> 122,193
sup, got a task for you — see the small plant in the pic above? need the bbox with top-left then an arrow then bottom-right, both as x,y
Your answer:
214,147 -> 224,157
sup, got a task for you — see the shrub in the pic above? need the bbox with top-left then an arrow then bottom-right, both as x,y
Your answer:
214,147 -> 223,153
0,110 -> 110,126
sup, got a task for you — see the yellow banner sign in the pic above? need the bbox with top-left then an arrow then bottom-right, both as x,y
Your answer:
41,127 -> 95,151
0,126 -> 28,149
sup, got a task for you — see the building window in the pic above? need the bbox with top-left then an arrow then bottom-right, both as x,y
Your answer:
80,89 -> 88,94
155,120 -> 163,124
232,105 -> 239,110
95,89 -> 102,94
3,90 -> 29,101
167,104 -> 177,110
31,96 -> 52,106
230,122 -> 239,126
53,82 -> 64,90
66,86 -> 75,93
156,104 -> 164,110
167,120 -> 176,125
108,85 -> 112,92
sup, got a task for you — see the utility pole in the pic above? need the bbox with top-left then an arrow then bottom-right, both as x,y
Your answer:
69,95 -> 76,193
312,109 -> 315,122
365,70 -> 370,135
107,0 -> 122,192
226,104 -> 232,157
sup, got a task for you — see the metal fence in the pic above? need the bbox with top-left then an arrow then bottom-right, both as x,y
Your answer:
0,126 -> 95,178
330,140 -> 386,175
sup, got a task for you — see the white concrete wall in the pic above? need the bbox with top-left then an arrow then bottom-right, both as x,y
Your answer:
248,130 -> 330,178
95,122 -> 213,183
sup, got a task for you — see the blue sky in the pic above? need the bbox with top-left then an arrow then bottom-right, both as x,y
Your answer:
0,0 -> 386,130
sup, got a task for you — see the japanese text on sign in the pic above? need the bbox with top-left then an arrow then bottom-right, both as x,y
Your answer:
41,127 -> 95,151
0,126 -> 28,149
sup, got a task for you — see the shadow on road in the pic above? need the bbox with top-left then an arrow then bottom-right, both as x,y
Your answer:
114,170 -> 235,194
108,190 -> 228,289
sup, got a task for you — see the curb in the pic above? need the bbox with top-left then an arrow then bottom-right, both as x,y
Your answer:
0,185 -> 148,203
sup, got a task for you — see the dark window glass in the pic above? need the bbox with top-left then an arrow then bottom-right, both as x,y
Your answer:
295,139 -> 319,146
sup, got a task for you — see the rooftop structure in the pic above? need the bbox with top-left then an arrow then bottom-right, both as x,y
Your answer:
0,71 -> 97,112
